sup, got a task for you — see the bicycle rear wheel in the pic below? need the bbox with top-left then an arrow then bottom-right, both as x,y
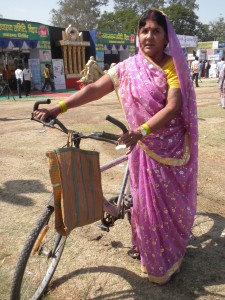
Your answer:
10,206 -> 66,300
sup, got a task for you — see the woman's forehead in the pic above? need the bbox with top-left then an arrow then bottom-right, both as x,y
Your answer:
141,19 -> 162,30
145,19 -> 160,26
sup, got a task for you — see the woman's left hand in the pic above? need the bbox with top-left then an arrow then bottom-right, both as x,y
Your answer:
117,129 -> 142,154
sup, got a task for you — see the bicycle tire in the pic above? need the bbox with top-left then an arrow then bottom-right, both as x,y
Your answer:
10,206 -> 66,300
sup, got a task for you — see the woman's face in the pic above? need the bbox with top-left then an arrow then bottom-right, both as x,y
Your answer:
139,19 -> 168,59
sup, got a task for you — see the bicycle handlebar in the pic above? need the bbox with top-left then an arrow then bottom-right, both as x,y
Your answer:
33,99 -> 51,111
31,100 -> 128,144
105,115 -> 128,134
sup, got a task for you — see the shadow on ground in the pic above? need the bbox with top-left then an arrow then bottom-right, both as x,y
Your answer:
46,212 -> 225,300
0,179 -> 49,206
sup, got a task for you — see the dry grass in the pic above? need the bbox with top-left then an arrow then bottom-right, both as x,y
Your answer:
1,79 -> 225,299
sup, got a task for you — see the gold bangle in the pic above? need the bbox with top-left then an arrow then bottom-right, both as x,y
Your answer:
141,123 -> 151,135
58,101 -> 67,113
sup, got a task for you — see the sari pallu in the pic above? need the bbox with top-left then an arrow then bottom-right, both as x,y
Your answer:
108,18 -> 198,284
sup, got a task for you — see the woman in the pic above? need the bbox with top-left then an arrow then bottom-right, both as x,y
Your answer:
218,63 -> 225,108
34,9 -> 198,284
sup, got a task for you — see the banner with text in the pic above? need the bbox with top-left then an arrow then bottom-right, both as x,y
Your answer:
52,59 -> 66,90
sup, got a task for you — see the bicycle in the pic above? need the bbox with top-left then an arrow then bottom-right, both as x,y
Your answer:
10,99 -> 133,300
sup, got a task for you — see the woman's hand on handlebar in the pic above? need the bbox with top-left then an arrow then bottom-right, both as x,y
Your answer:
118,129 -> 142,154
33,105 -> 61,121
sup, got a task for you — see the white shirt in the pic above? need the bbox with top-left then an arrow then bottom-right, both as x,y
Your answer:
15,68 -> 23,82
23,68 -> 32,81
219,64 -> 225,80
191,60 -> 199,74
217,60 -> 225,76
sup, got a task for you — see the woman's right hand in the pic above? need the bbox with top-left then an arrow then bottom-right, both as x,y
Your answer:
118,129 -> 143,154
32,104 -> 61,122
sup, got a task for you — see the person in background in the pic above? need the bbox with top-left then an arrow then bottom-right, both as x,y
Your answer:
205,60 -> 211,78
42,64 -> 55,92
198,60 -> 203,83
15,65 -> 23,98
216,57 -> 225,78
48,64 -> 56,91
201,60 -> 206,78
218,63 -> 225,108
23,63 -> 32,96
33,9 -> 198,285
191,56 -> 200,87
3,64 -> 12,88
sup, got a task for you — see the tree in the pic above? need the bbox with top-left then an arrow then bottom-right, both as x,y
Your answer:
113,0 -> 137,11
50,0 -> 109,30
163,4 -> 199,35
196,23 -> 213,42
165,0 -> 198,10
208,16 -> 225,41
98,9 -> 139,32
113,0 -> 165,14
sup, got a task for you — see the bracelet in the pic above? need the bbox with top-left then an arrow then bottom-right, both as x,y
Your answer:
58,101 -> 67,113
141,123 -> 151,135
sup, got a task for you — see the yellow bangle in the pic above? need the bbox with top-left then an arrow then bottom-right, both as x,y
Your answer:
141,123 -> 151,135
59,101 -> 67,113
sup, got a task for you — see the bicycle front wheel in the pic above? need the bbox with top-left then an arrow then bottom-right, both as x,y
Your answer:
10,206 -> 66,300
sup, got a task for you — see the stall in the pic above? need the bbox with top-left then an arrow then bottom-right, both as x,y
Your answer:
0,18 -> 51,91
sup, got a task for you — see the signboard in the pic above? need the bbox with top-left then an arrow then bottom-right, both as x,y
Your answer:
0,20 -> 49,41
218,41 -> 225,48
28,59 -> 42,91
96,31 -> 136,45
0,20 -> 50,50
197,42 -> 213,49
208,54 -> 220,61
177,35 -> 197,48
39,49 -> 52,62
52,59 -> 66,90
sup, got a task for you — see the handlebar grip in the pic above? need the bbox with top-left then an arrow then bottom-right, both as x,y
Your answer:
33,99 -> 51,111
106,115 -> 128,134
102,132 -> 120,141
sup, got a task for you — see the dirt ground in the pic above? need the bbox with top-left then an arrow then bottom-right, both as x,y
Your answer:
1,79 -> 225,300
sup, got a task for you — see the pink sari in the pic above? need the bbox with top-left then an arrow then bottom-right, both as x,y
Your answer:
108,17 -> 198,284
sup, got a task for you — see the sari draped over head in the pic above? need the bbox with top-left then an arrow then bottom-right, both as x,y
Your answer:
108,15 -> 198,284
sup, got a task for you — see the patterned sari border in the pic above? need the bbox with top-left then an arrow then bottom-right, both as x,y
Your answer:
141,257 -> 183,284
139,133 -> 190,166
